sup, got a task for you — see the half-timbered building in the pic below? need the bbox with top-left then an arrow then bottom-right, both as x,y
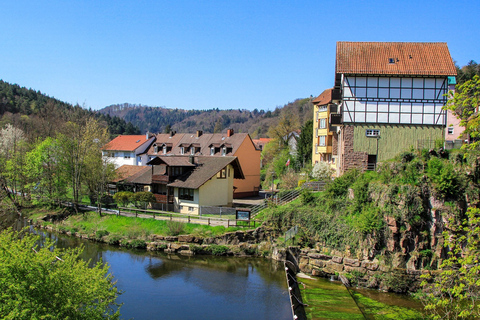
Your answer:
334,42 -> 458,174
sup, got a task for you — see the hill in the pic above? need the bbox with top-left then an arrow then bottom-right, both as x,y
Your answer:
0,80 -> 140,139
97,98 -> 314,137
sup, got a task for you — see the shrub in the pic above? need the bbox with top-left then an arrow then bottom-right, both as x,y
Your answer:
133,191 -> 156,209
353,204 -> 384,234
325,169 -> 359,198
129,239 -> 147,249
206,244 -> 230,256
300,189 -> 315,205
107,235 -> 122,245
189,244 -> 203,254
166,220 -> 185,236
311,161 -> 334,181
113,191 -> 134,207
426,157 -> 461,198
95,230 -> 109,240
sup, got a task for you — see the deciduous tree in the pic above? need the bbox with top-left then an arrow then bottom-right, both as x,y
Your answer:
0,228 -> 121,319
421,207 -> 480,319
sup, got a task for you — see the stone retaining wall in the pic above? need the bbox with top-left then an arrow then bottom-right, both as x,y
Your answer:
293,247 -> 431,293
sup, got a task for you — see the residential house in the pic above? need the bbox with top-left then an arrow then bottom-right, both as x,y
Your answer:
312,88 -> 340,169
252,138 -> 272,151
333,42 -> 458,174
284,131 -> 300,157
112,155 -> 244,214
145,129 -> 260,198
102,134 -> 156,167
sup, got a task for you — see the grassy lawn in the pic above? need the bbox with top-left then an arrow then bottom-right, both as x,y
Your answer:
28,209 -> 243,240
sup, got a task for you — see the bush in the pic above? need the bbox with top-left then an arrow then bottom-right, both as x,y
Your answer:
113,191 -> 134,207
325,169 -> 359,198
311,161 -> 334,181
426,157 -> 461,198
206,244 -> 230,256
107,235 -> 122,245
353,204 -> 384,234
133,191 -> 156,209
300,189 -> 315,205
95,230 -> 110,240
166,220 -> 185,236
129,239 -> 147,249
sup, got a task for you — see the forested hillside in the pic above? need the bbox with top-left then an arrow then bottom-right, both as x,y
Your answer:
98,98 -> 314,137
0,80 -> 139,139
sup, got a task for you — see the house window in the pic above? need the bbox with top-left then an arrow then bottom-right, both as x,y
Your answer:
210,147 -> 215,155
180,147 -> 184,155
318,136 -> 326,147
448,127 -> 454,135
319,118 -> 326,129
188,206 -> 195,212
221,147 -> 226,156
178,188 -> 194,201
366,129 -> 380,137
154,145 -> 158,153
190,148 -> 195,155
123,152 -> 131,159
163,146 -> 167,154
217,168 -> 227,179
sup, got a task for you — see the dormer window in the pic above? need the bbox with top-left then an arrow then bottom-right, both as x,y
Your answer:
222,147 -> 226,156
191,148 -> 195,155
154,144 -> 158,153
180,147 -> 184,155
210,147 -> 215,155
163,146 -> 167,154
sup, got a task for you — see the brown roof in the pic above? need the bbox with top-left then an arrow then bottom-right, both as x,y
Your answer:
113,165 -> 151,183
147,156 -> 196,167
147,131 -> 253,157
103,135 -> 152,151
336,42 -> 457,76
312,88 -> 333,105
168,156 -> 244,189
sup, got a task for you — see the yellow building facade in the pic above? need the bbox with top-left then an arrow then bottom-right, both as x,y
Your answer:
312,88 -> 338,170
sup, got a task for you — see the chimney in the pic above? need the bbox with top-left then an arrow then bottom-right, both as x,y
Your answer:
227,129 -> 234,137
146,131 -> 149,140
196,130 -> 203,137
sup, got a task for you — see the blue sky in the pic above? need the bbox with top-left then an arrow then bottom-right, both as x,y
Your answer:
1,1 -> 478,111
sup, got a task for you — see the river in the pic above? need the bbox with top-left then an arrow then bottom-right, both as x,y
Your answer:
3,212 -> 423,319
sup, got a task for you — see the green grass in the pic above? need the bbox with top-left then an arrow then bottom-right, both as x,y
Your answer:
37,211 -> 242,240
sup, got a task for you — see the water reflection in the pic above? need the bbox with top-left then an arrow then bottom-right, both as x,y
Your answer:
51,233 -> 291,320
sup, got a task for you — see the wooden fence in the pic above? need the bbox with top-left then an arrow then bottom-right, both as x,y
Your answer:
117,207 -> 258,228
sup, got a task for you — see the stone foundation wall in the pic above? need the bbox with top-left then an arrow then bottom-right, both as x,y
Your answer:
294,247 -> 429,293
341,125 -> 368,173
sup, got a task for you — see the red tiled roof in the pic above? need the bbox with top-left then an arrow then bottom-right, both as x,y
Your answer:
103,135 -> 151,151
336,42 -> 457,76
312,88 -> 333,105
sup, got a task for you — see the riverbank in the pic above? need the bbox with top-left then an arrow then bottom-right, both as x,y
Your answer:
30,208 -> 275,257
21,207 -> 426,318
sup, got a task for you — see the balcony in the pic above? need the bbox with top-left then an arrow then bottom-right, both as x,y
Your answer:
316,144 -> 332,154
152,175 -> 169,183
154,194 -> 174,204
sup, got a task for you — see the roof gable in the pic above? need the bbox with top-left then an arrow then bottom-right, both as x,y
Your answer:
336,42 -> 457,76
312,88 -> 333,105
167,156 -> 244,189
